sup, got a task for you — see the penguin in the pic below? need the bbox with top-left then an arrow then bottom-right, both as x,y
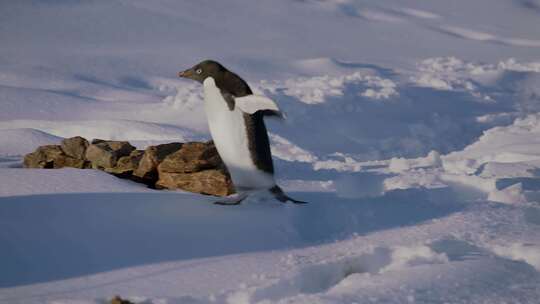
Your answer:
178,60 -> 307,205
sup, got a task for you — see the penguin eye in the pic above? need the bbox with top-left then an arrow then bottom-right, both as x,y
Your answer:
196,68 -> 203,74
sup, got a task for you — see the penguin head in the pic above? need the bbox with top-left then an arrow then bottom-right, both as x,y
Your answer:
178,60 -> 226,83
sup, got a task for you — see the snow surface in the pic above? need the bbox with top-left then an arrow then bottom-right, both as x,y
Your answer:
1,1 -> 540,303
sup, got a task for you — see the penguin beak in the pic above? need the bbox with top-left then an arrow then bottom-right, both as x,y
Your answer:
178,69 -> 193,78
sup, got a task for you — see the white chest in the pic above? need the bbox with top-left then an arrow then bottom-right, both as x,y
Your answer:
203,77 -> 274,189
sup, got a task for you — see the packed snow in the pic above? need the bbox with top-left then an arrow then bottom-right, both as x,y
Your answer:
1,0 -> 540,303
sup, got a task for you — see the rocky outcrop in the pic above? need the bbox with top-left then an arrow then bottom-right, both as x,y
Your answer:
133,143 -> 183,183
23,144 -> 89,169
105,149 -> 144,176
85,140 -> 136,169
156,142 -> 234,196
60,136 -> 89,159
24,136 -> 234,196
156,170 -> 233,196
110,296 -> 134,304
158,142 -> 222,173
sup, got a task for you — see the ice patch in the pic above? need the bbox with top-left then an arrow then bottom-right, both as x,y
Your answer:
400,8 -> 440,19
410,57 -> 478,92
498,58 -> 540,73
488,183 -> 527,204
416,57 -> 540,85
226,290 -> 250,304
252,244 -> 448,302
492,243 -> 540,270
162,82 -> 204,111
358,9 -> 404,23
263,72 -> 397,104
334,172 -> 385,198
279,179 -> 336,193
389,150 -> 442,173
410,57 -> 540,107
384,170 -> 446,191
389,157 -> 411,173
440,26 -> 496,41
313,153 -> 364,172
439,25 -> 540,47
269,133 -> 317,163
476,113 -> 516,125
444,114 -> 540,170
380,245 -> 449,273
359,77 -> 398,100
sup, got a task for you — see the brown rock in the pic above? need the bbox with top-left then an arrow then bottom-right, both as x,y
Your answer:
23,145 -> 88,169
158,141 -> 222,174
23,145 -> 63,168
60,136 -> 89,159
23,138 -> 234,196
133,143 -> 183,182
85,140 -> 135,169
156,169 -> 234,196
110,296 -> 134,304
155,141 -> 233,195
58,156 -> 90,169
106,150 -> 144,175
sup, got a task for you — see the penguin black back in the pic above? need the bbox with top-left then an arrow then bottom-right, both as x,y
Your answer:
179,60 -> 274,174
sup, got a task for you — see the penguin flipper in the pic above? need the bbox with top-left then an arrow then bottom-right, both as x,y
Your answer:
235,95 -> 284,118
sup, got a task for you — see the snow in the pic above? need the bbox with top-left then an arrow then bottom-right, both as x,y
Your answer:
1,0 -> 540,303
0,120 -> 198,143
0,169 -> 154,197
491,243 -> 540,271
0,129 -> 62,157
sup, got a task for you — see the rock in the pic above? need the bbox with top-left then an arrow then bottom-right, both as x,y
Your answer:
23,145 -> 63,168
110,296 -> 134,304
158,141 -> 223,174
133,143 -> 183,182
105,150 -> 144,176
85,140 -> 136,169
60,136 -> 89,159
59,156 -> 90,169
156,169 -> 234,196
156,141 -> 233,196
23,138 -> 234,196
23,145 -> 89,169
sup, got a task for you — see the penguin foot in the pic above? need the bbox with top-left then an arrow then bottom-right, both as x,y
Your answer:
286,197 -> 309,204
269,185 -> 308,205
213,193 -> 248,205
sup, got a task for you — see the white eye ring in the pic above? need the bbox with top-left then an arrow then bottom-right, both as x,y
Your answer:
196,68 -> 202,74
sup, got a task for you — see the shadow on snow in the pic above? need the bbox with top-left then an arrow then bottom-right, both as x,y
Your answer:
0,186 -> 465,287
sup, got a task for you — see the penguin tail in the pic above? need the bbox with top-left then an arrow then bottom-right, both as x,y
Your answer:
269,185 -> 308,204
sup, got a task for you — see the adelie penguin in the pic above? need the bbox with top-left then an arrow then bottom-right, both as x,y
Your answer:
178,60 -> 307,205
